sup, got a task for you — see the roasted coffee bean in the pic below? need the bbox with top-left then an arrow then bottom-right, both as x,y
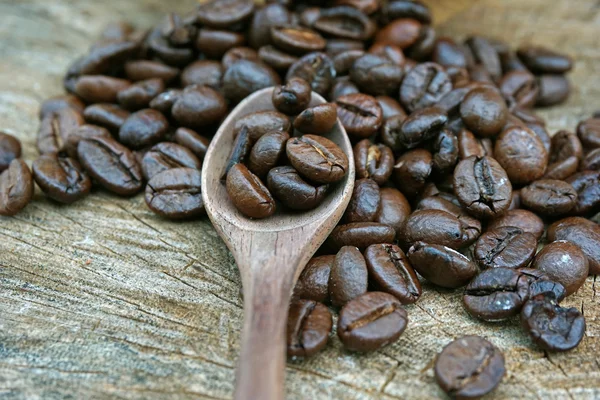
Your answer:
499,70 -> 538,109
149,89 -> 182,116
446,66 -> 470,87
407,242 -> 478,288
495,126 -> 548,185
566,171 -> 600,215
223,60 -> 280,104
375,18 -> 421,49
287,135 -> 348,184
272,78 -> 312,116
393,148 -> 432,198
487,209 -> 544,240
536,74 -> 570,107
368,43 -> 405,67
286,52 -> 335,96
376,96 -> 407,121
528,280 -> 567,303
353,140 -> 394,185
548,217 -> 600,275
161,13 -> 196,47
344,179 -> 380,223
145,168 -> 204,219
526,122 -> 552,154
332,50 -> 366,75
141,142 -> 201,180
248,131 -> 289,178
350,54 -> 403,96
460,87 -> 508,137
311,6 -> 375,41
196,0 -> 254,28
416,195 -> 481,244
249,3 -> 292,49
551,130 -> 583,163
38,108 -> 85,155
375,188 -> 411,235
0,159 -> 34,216
0,132 -> 21,173
365,244 -> 421,304
117,78 -> 164,111
380,1 -> 431,24
457,129 -> 487,159
294,255 -> 334,303
174,127 -> 210,162
267,166 -> 329,211
77,136 -> 142,196
397,106 -> 447,149
544,156 -> 579,180
119,109 -> 169,149
521,179 -> 578,216
32,155 -> 91,204
405,25 -> 436,61
337,291 -> 408,352
74,75 -> 131,104
334,0 -> 380,15
533,240 -> 588,296
432,129 -> 458,173
65,40 -> 139,79
474,226 -> 536,270
577,117 -> 600,149
222,47 -> 260,70
521,295 -> 585,352
124,60 -> 180,83
329,246 -> 368,308
463,268 -> 530,320
335,93 -> 383,139
581,148 -> 600,171
400,62 -> 451,112
223,126 -> 252,180
63,125 -> 111,159
83,104 -> 129,135
147,34 -> 195,67
39,94 -> 85,119
234,110 -> 291,142
172,85 -> 228,129
325,38 -> 365,57
180,60 -> 224,89
195,28 -> 245,59
226,163 -> 275,219
258,45 -> 299,71
432,37 -> 469,68
271,26 -> 326,55
328,222 -> 396,251
294,103 -> 338,135
401,209 -> 475,250
435,336 -> 505,399
465,36 -> 502,81
287,300 -> 332,357
517,46 -> 573,74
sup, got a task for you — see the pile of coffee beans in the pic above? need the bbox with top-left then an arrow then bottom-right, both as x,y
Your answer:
1,0 -> 599,398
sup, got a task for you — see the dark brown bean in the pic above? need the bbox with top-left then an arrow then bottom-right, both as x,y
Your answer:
460,87 -> 508,137
272,78 -> 312,116
517,46 -> 573,74
84,104 -> 130,133
577,117 -> 600,149
375,18 -> 421,49
294,255 -> 334,303
350,54 -> 404,96
401,209 -> 475,250
119,109 -> 169,149
393,148 -> 432,198
499,70 -> 538,109
396,106 -> 447,149
328,222 -> 396,251
293,103 -> 338,135
548,217 -> 600,275
141,142 -> 201,181
474,226 -> 537,270
551,130 -> 583,163
399,62 -> 451,112
312,6 -> 376,41
172,85 -> 228,129
544,156 -> 579,180
180,60 -> 224,89
329,246 -> 369,308
353,140 -> 394,185
536,74 -> 570,107
174,127 -> 210,162
581,148 -> 600,171
258,45 -> 299,72
565,171 -> 600,215
521,179 -> 578,216
32,155 -> 91,204
196,0 -> 255,29
286,52 -> 335,96
150,89 -> 182,116
145,168 -> 205,219
74,75 -> 131,103
375,188 -> 411,235
117,78 -> 164,111
222,47 -> 260,70
39,95 -> 85,119
375,95 -> 407,121
495,126 -> 548,185
226,163 -> 275,219
249,3 -> 292,49
344,179 -> 380,223
38,108 -> 85,155
234,110 -> 291,142
267,166 -> 329,211
248,131 -> 289,178
0,159 -> 34,216
432,129 -> 459,173
286,300 -> 332,357
533,241 -> 588,296
286,135 -> 348,184
465,36 -> 502,81
124,60 -> 180,83
0,132 -> 22,173
336,93 -> 384,139
196,28 -> 245,59
223,126 -> 252,180
415,195 -> 482,244
487,209 -> 544,241
271,26 -> 326,55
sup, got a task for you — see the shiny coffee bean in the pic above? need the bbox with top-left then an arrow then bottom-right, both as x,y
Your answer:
435,336 -> 505,399
528,280 -> 567,303
74,75 -> 131,103
312,6 -> 376,41
258,45 -> 299,71
402,209 -> 475,250
577,117 -> 600,149
0,132 -> 21,173
325,38 -> 365,56
333,50 -> 366,75
287,300 -> 332,357
180,60 -> 224,89
63,125 -> 111,159
141,142 -> 201,180
248,131 -> 289,178
460,87 -> 508,137
499,70 -> 538,109
39,94 -> 85,119
457,129 -> 487,159
393,148 -> 432,198
416,195 -> 481,244
293,103 -> 338,135
533,241 -> 588,296
77,136 -> 143,196
117,78 -> 164,111
286,52 -> 335,96
400,62 -> 451,112
521,295 -> 585,352
344,179 -> 380,223
328,222 -> 396,251
380,1 -> 431,24
195,28 -> 245,59
267,166 -> 328,211
337,291 -> 408,352
271,26 -> 326,55
286,135 -> 348,184
376,95 -> 407,121
465,36 -> 502,81
223,60 -> 280,104
474,226 -> 536,270
581,148 -> 600,171
368,43 -> 406,67
396,106 -> 447,149
64,40 -> 139,79
566,171 -> 600,215
119,109 -> 169,149
334,0 -> 380,15
225,126 -> 253,180
124,60 -> 180,83
548,217 -> 600,275
536,74 -> 570,107
196,0 -> 254,29
294,255 -> 334,303
172,85 -> 228,129
147,34 -> 194,67
32,155 -> 91,204
350,54 -> 403,96
0,159 -> 34,216
432,37 -> 469,68
544,156 -> 579,180
375,18 -> 421,49
222,47 -> 260,70
336,93 -> 383,139
150,89 -> 182,116
526,122 -> 552,154
234,110 -> 291,142
145,168 -> 205,220
487,209 -> 544,240
272,78 -> 312,116
521,179 -> 577,216
365,244 -> 421,304
329,246 -> 368,308
551,130 -> 583,163
495,126 -> 548,185
353,140 -> 394,185
517,46 -> 573,74
174,127 -> 210,162
407,242 -> 478,288
226,163 -> 275,219
431,129 -> 459,173
375,188 -> 411,235
38,108 -> 84,155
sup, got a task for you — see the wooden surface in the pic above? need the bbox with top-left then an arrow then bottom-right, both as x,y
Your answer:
1,0 -> 599,399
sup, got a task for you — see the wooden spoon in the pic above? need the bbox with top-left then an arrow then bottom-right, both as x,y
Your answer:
201,87 -> 355,400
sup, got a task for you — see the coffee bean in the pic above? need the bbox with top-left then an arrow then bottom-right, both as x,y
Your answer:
551,130 -> 583,163
335,0 -> 380,15
271,26 -> 326,55
161,13 -> 196,47
82,104 -> 129,135
147,33 -> 195,67
325,38 -> 365,57
521,179 -> 578,216
581,148 -> 600,171
329,246 -> 368,308
180,60 -> 224,89
460,87 -> 508,137
398,106 -> 447,149
344,179 -> 380,223
536,74 -> 570,107
150,89 -> 182,116
39,94 -> 85,119
393,148 -> 432,198
446,66 -> 470,87
234,110 -> 291,142
223,126 -> 252,180
74,75 -> 131,104
544,156 -> 579,180
294,103 -> 338,135
432,37 -> 469,68
63,125 -> 111,159
267,166 -> 329,211
521,295 -> 585,352
375,188 -> 411,236
528,280 -> 567,303
119,109 -> 169,149
435,336 -> 505,399
172,85 -> 228,129
272,78 -> 312,116
548,217 -> 600,275
465,36 -> 502,81
77,136 -> 143,196
533,241 -> 588,296
328,222 -> 396,251
337,291 -> 408,352
0,159 -> 34,216
375,18 -> 421,49
499,70 -> 538,109
196,0 -> 254,29
312,6 -> 375,41
407,241 -> 478,288
222,47 -> 260,70
517,46 -> 573,74
457,129 -> 488,159
117,78 -> 164,111
286,52 -> 335,96
258,45 -> 299,71
196,28 -> 245,59
368,43 -> 406,66
400,62 -> 451,112
124,60 -> 180,83
495,126 -> 548,185
287,300 -> 332,357
294,255 -> 334,303
141,142 -> 201,180
248,131 -> 289,178
565,171 -> 600,215
379,114 -> 406,152
332,50 -> 366,75
226,163 -> 275,219
463,267 -> 530,320
286,135 -> 348,184
335,93 -> 383,139
577,117 -> 600,149
0,132 -> 22,173
249,3 -> 292,49
474,226 -> 536,270
375,95 -> 407,121
32,155 -> 91,204
401,209 -> 475,250
353,140 -> 394,185
350,54 -> 404,96
223,60 -> 280,104
174,127 -> 210,162
65,40 -> 139,78
432,129 -> 459,173
405,25 -> 436,61
145,168 -> 204,219
365,244 -> 421,304
415,195 -> 481,244
487,209 -> 544,240
380,1 -> 431,24
38,108 -> 85,155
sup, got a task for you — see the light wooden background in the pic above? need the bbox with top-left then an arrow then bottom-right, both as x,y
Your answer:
1,0 -> 599,399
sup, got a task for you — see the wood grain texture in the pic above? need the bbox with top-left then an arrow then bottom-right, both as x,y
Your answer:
0,0 -> 599,399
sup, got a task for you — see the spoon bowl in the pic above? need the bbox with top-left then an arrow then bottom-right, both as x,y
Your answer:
201,87 -> 354,400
